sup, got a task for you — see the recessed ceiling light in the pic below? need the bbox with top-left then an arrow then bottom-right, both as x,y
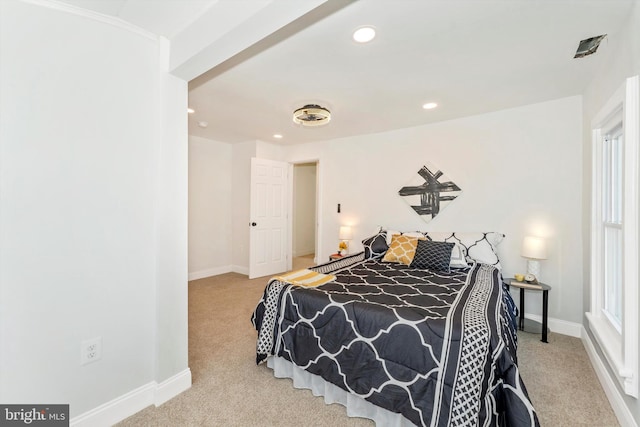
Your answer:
353,26 -> 376,43
187,108 -> 195,114
422,102 -> 438,110
197,121 -> 208,128
273,134 -> 283,139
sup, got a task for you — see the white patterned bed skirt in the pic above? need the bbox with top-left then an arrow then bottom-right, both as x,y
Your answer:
267,356 -> 413,427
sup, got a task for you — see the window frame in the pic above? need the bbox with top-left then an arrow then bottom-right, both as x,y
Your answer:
602,117 -> 623,332
587,75 -> 639,398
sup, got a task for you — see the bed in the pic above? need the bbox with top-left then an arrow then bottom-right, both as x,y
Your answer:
251,231 -> 540,426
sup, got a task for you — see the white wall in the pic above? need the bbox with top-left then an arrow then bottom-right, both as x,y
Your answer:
0,0 -> 188,418
581,2 -> 640,424
293,163 -> 317,256
231,141 -> 257,273
155,56 -> 190,388
188,136 -> 232,280
284,96 -> 583,324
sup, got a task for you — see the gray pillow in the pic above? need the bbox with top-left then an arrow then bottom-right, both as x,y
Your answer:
410,240 -> 454,272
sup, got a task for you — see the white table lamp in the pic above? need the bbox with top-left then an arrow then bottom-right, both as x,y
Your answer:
339,226 -> 353,255
521,236 -> 547,277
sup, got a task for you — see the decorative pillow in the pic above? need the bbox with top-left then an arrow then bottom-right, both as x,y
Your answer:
384,230 -> 401,245
384,230 -> 422,245
362,231 -> 388,259
410,240 -> 455,272
402,232 -> 425,238
423,232 -> 504,269
426,235 -> 468,268
449,243 -> 469,268
381,234 -> 423,265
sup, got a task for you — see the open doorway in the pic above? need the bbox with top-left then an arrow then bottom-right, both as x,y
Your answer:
292,162 -> 317,270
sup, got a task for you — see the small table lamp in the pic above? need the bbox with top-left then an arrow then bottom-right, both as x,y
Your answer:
521,236 -> 547,277
339,226 -> 353,255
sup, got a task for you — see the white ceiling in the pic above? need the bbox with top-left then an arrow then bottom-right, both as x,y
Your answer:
55,0 -> 217,38
56,0 -> 635,145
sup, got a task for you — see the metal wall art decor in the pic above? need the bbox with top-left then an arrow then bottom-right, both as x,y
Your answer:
399,164 -> 462,223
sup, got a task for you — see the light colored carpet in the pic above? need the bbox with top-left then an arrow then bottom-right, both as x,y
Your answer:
117,264 -> 618,427
292,254 -> 316,270
517,330 -> 618,426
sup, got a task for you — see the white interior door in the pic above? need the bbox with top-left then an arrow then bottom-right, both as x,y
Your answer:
249,157 -> 289,278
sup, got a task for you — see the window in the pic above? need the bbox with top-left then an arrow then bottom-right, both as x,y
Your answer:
602,119 -> 623,331
587,75 -> 639,398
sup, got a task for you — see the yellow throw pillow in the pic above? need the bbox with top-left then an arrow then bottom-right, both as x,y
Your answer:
382,234 -> 423,265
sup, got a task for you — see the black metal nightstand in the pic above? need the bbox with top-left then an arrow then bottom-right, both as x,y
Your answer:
505,278 -> 551,343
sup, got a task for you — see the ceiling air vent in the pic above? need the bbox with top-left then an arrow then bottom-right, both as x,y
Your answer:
293,104 -> 331,127
574,34 -> 607,58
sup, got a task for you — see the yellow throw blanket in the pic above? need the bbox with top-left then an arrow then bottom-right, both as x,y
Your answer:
273,269 -> 336,288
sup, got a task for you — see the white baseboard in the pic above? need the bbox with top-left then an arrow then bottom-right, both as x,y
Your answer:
188,266 -> 232,281
293,250 -> 314,257
70,368 -> 191,427
155,368 -> 192,406
232,265 -> 249,276
524,313 -> 582,338
70,383 -> 155,427
189,265 -> 250,280
582,329 -> 637,427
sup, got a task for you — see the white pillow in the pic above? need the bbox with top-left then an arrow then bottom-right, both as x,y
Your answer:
384,230 -> 424,245
449,244 -> 469,268
384,230 -> 401,245
403,232 -> 426,239
423,232 -> 504,269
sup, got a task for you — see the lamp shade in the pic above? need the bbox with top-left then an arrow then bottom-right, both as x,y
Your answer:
339,226 -> 353,240
521,236 -> 547,260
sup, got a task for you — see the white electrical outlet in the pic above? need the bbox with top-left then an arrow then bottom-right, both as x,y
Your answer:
81,337 -> 102,365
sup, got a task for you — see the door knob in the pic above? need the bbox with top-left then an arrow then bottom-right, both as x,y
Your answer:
251,222 -> 257,226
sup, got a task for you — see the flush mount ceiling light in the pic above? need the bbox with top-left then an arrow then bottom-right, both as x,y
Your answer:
292,104 -> 331,127
422,102 -> 438,110
353,26 -> 376,43
574,34 -> 607,58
